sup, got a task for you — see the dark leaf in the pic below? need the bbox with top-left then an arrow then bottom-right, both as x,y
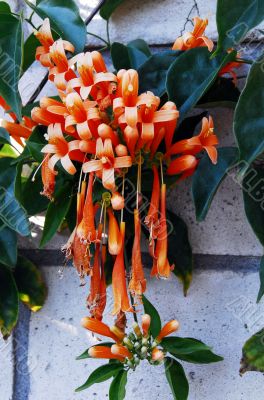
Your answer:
240,328 -> 264,374
257,256 -> 264,303
22,33 -> 40,73
14,255 -> 47,312
128,39 -> 151,57
100,0 -> 125,20
26,125 -> 47,163
76,363 -> 124,392
109,370 -> 128,400
111,42 -> 148,70
0,1 -> 11,12
164,357 -> 189,400
0,221 -> 17,267
197,77 -> 240,109
166,47 -> 236,121
192,147 -> 239,221
142,295 -> 161,338
0,264 -> 19,338
0,127 -> 10,145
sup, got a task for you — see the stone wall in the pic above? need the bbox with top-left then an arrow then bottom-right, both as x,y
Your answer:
2,1 -> 264,399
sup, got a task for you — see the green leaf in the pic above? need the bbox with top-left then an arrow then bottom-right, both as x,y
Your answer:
0,221 -> 17,267
0,143 -> 19,158
22,32 -> 40,73
164,357 -> 189,400
0,127 -> 10,145
40,181 -> 72,247
0,1 -> 11,13
0,158 -> 30,236
162,337 -> 223,364
215,0 -> 264,54
234,60 -> 264,171
76,363 -> 124,392
142,295 -> 161,338
192,147 -> 239,221
240,328 -> 264,374
14,255 -> 47,312
25,0 -> 86,53
26,125 -> 47,163
128,39 -> 151,57
111,42 -> 148,70
109,370 -> 128,400
138,51 -> 182,97
76,342 -> 114,360
257,256 -> 264,303
197,77 -> 240,109
100,0 -> 125,20
166,47 -> 236,121
167,210 -> 193,296
0,13 -> 23,119
0,264 -> 19,338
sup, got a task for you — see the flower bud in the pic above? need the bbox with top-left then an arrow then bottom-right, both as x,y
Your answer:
133,322 -> 142,338
111,192 -> 125,210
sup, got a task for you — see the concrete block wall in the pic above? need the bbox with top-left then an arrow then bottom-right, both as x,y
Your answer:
3,1 -> 264,399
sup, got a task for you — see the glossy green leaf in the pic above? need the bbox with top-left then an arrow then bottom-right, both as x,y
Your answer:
0,143 -> 19,158
192,147 -> 239,221
111,42 -> 148,70
197,77 -> 240,109
167,210 -> 193,295
142,295 -> 161,338
128,39 -> 151,57
0,13 -> 22,119
0,1 -> 11,12
0,221 -> 17,267
22,33 -> 40,73
240,328 -> 264,374
100,0 -> 125,20
162,337 -> 223,364
109,370 -> 128,400
166,47 -> 236,121
14,256 -> 47,312
164,357 -> 189,400
215,0 -> 264,53
0,158 -> 30,236
26,126 -> 47,163
40,181 -> 72,247
0,264 -> 19,338
76,363 -> 124,392
234,60 -> 264,171
25,0 -> 86,53
138,50 -> 182,97
257,256 -> 264,303
0,127 -> 10,145
76,342 -> 114,360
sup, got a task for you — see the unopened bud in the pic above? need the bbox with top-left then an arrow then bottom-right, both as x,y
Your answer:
123,337 -> 133,350
142,338 -> 148,346
110,325 -> 125,341
141,346 -> 148,355
133,322 -> 142,338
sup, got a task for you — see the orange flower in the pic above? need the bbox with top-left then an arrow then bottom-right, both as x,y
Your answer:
41,123 -> 81,175
108,209 -> 122,255
145,165 -> 160,242
76,172 -> 96,244
0,119 -> 32,146
166,154 -> 198,177
152,348 -> 165,362
141,314 -> 151,337
48,38 -> 76,90
41,154 -> 56,200
172,17 -> 214,52
129,209 -> 147,299
167,116 -> 218,165
111,192 -> 125,210
112,221 -> 132,315
81,317 -> 119,342
111,344 -> 133,360
156,319 -> 180,342
82,138 -> 132,191
88,346 -> 125,362
219,59 -> 241,85
151,184 -> 173,279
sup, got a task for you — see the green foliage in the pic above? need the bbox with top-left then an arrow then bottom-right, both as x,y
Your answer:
0,127 -> 11,145
0,12 -> 22,119
192,147 -> 239,221
142,295 -> 162,338
167,210 -> 193,295
100,0 -> 125,20
234,60 -> 264,172
25,0 -> 86,53
0,222 -> 17,267
166,47 -> 236,121
76,363 -> 124,392
240,328 -> 264,374
162,337 -> 224,364
197,77 -> 240,109
111,42 -> 148,70
215,0 -> 264,53
0,1 -> 11,13
164,357 -> 189,400
109,370 -> 128,400
257,256 -> 264,303
14,256 -> 47,312
0,265 -> 19,338
22,33 -> 40,72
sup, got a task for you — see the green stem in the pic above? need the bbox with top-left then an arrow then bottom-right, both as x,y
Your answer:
25,17 -> 37,30
235,58 -> 253,65
87,31 -> 109,46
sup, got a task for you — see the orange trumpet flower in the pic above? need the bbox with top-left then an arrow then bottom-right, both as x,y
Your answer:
41,154 -> 56,200
107,209 -> 122,255
172,17 -> 214,52
141,314 -> 151,337
81,317 -> 120,342
112,221 -> 132,315
82,138 -> 132,191
156,319 -> 180,342
129,209 -> 147,299
166,154 -> 198,177
152,348 -> 165,362
145,165 -> 160,240
111,344 -> 133,360
88,346 -> 125,362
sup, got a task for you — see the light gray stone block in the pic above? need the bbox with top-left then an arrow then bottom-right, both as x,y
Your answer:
0,336 -> 14,400
28,266 -> 264,400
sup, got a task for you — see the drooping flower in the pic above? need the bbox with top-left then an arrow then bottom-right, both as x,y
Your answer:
81,317 -> 120,342
41,154 -> 56,200
88,346 -> 125,362
111,344 -> 133,359
156,319 -> 180,343
172,17 -> 214,52
107,209 -> 122,255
